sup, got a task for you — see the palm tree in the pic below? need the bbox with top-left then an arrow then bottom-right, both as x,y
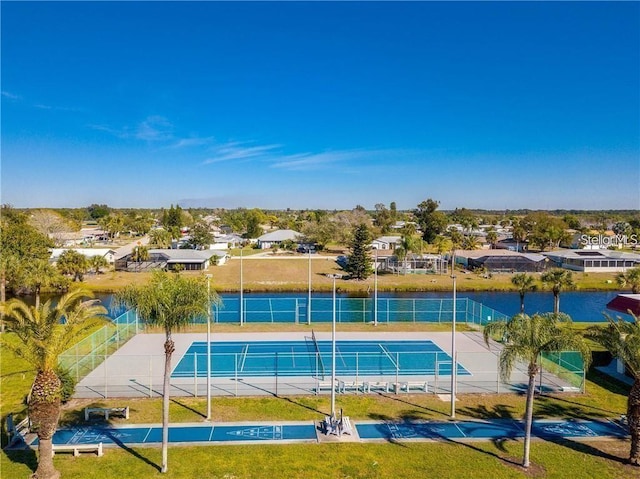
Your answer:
1,289 -> 107,479
486,229 -> 498,249
511,273 -> 537,314
617,267 -> 640,294
483,313 -> 591,468
587,313 -> 640,466
131,245 -> 150,272
22,259 -> 67,309
89,255 -> 109,275
461,235 -> 479,250
113,271 -> 220,473
541,268 -> 575,314
149,228 -> 173,248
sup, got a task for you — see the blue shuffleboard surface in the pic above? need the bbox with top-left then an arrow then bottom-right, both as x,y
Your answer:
35,419 -> 628,449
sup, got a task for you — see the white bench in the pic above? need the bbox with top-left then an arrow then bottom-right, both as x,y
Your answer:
339,416 -> 353,436
338,380 -> 360,393
52,443 -> 103,457
400,381 -> 429,393
84,406 -> 129,421
361,381 -> 391,393
6,413 -> 29,446
560,386 -> 581,393
314,380 -> 337,394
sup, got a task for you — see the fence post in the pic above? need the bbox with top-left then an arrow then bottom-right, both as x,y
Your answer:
149,357 -> 153,398
275,352 -> 279,396
104,354 -> 108,399
194,352 -> 198,398
356,352 -> 359,395
235,353 -> 238,397
395,352 -> 399,393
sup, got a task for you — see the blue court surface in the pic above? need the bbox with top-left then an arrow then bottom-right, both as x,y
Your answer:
37,423 -> 318,447
172,340 -> 470,378
32,419 -> 628,449
356,419 -> 629,441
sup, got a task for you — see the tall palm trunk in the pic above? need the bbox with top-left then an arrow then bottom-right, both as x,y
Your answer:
30,370 -> 62,479
1,269 -> 6,333
553,291 -> 560,314
629,378 -> 640,466
35,284 -> 41,310
523,364 -> 539,468
161,335 -> 175,473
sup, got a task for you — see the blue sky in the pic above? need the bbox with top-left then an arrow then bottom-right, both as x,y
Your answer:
2,2 -> 639,211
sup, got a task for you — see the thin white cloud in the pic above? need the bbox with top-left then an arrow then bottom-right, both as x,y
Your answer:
169,136 -> 216,149
33,103 -> 84,112
2,91 -> 21,100
135,116 -> 173,141
202,142 -> 281,164
90,115 -> 174,142
270,150 -> 357,171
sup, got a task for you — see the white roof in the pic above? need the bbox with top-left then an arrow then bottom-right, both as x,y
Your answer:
543,249 -> 640,260
374,236 -> 402,244
257,229 -> 301,242
145,249 -> 224,263
50,248 -> 116,259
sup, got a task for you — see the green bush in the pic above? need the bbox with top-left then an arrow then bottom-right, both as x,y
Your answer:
55,368 -> 76,404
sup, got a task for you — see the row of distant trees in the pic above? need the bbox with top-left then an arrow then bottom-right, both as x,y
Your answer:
0,207 -> 112,306
14,201 -> 640,250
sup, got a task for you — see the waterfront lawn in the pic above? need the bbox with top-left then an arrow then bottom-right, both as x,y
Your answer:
82,258 -> 622,293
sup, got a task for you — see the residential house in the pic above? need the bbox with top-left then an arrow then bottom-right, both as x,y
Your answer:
371,235 -> 402,250
542,249 -> 640,272
115,249 -> 227,272
256,229 -> 301,249
454,249 -> 547,273
50,248 -> 118,264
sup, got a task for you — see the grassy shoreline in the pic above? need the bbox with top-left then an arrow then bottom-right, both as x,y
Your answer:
80,257 -> 624,294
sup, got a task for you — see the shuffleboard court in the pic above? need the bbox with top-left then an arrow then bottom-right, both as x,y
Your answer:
29,419 -> 628,450
37,423 -> 318,447
172,340 -> 470,378
355,419 -> 628,441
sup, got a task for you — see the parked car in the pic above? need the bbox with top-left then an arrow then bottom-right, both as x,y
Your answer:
336,255 -> 348,268
297,245 -> 317,254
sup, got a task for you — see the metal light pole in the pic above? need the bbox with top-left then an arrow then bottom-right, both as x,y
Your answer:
327,273 -> 341,418
450,252 -> 457,419
308,249 -> 312,325
205,274 -> 212,421
374,249 -> 378,326
240,248 -> 244,326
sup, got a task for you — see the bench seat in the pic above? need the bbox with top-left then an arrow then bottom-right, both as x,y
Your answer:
84,406 -> 129,421
52,443 -> 103,457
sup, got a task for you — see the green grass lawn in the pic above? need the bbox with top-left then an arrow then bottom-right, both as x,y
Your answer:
81,257 -> 623,294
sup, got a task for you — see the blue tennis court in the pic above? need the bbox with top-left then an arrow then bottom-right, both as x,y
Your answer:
171,340 -> 470,379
